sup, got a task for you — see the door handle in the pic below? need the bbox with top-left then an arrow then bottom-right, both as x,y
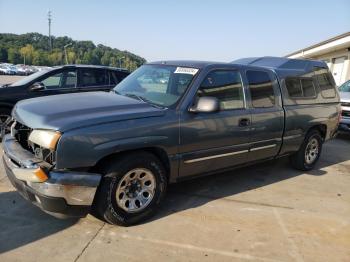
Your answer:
239,118 -> 250,127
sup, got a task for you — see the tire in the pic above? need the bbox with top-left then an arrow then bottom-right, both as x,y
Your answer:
290,129 -> 323,171
93,152 -> 168,226
0,108 -> 12,141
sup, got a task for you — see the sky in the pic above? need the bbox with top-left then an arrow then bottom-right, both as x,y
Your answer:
0,0 -> 349,62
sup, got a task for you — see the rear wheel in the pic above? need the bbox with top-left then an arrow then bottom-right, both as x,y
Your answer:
93,152 -> 168,226
290,130 -> 323,171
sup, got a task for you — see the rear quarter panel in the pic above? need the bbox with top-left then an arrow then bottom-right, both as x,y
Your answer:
280,103 -> 340,155
277,69 -> 340,156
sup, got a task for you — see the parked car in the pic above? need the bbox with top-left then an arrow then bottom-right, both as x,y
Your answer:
338,79 -> 350,131
0,64 -> 129,137
0,64 -> 11,75
16,65 -> 34,76
2,57 -> 340,226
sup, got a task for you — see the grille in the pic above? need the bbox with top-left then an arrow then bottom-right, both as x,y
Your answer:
341,102 -> 350,107
11,121 -> 56,165
12,121 -> 32,151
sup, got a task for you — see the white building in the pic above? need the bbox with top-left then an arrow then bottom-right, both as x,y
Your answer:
287,32 -> 350,86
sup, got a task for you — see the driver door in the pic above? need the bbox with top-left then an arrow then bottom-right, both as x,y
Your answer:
179,69 -> 251,178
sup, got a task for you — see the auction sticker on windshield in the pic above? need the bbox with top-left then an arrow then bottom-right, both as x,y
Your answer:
174,67 -> 199,75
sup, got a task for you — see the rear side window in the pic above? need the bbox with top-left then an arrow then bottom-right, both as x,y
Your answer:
301,79 -> 316,97
246,70 -> 275,108
80,69 -> 108,87
286,78 -> 316,98
198,70 -> 244,110
314,68 -> 336,98
109,71 -> 119,86
286,78 -> 302,97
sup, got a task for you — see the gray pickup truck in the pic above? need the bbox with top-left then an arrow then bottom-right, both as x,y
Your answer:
3,57 -> 340,226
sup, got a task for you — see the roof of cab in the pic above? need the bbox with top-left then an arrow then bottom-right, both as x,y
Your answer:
148,60 -> 228,69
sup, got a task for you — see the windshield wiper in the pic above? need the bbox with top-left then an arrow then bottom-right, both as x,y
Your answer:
123,93 -> 165,109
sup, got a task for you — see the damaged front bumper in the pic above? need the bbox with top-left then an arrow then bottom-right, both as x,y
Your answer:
2,134 -> 101,218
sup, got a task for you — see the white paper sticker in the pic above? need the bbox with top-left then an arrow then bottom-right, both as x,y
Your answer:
174,67 -> 199,75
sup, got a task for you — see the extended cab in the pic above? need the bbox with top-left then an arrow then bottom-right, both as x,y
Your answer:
2,57 -> 340,226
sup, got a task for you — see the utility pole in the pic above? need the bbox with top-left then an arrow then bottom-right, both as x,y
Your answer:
48,11 -> 52,51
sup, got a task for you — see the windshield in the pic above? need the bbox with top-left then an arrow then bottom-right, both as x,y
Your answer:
339,80 -> 350,92
9,68 -> 52,87
114,64 -> 198,107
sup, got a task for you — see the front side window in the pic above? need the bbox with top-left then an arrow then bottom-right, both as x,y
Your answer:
80,69 -> 108,87
114,65 -> 198,107
247,70 -> 275,108
197,70 -> 244,110
41,70 -> 77,90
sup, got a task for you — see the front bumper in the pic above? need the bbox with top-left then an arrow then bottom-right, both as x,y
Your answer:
2,134 -> 101,218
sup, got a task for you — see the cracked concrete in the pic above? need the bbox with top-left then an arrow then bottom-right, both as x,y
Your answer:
0,136 -> 349,262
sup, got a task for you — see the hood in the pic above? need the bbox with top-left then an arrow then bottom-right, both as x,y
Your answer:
13,92 -> 166,131
340,92 -> 350,102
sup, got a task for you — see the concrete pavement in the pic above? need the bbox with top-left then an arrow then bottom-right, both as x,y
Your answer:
0,136 -> 349,262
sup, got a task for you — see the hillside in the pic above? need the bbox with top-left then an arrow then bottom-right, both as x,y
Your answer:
0,32 -> 146,71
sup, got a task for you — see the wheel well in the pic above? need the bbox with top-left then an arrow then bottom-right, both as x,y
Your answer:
308,124 -> 327,140
92,147 -> 171,178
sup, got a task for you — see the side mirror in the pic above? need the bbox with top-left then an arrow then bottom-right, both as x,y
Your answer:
189,96 -> 220,113
29,82 -> 45,91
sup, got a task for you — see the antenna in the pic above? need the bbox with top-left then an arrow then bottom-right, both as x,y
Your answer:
48,10 -> 52,51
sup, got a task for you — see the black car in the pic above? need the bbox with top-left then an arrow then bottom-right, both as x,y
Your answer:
0,65 -> 129,135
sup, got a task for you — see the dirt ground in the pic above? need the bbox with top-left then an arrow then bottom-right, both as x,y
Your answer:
0,134 -> 349,262
0,75 -> 24,85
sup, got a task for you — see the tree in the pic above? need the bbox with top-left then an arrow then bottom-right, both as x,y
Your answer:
67,51 -> 76,64
0,46 -> 7,62
19,44 -> 35,65
48,50 -> 63,65
0,32 -> 146,70
7,48 -> 21,64
33,50 -> 49,65
101,51 -> 112,65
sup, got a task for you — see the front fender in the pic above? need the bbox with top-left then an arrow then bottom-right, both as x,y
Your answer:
55,114 -> 178,169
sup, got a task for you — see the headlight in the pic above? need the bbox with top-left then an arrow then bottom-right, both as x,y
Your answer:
28,130 -> 61,150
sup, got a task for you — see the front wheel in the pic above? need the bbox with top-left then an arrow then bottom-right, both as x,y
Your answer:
93,152 -> 168,226
290,130 -> 323,171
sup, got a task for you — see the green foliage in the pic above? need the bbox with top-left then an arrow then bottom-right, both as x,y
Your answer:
0,32 -> 146,71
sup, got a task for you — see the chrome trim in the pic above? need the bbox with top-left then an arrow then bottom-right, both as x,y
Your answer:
3,155 -> 42,182
283,134 -> 302,140
184,150 -> 248,164
250,144 -> 276,151
28,172 -> 100,206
